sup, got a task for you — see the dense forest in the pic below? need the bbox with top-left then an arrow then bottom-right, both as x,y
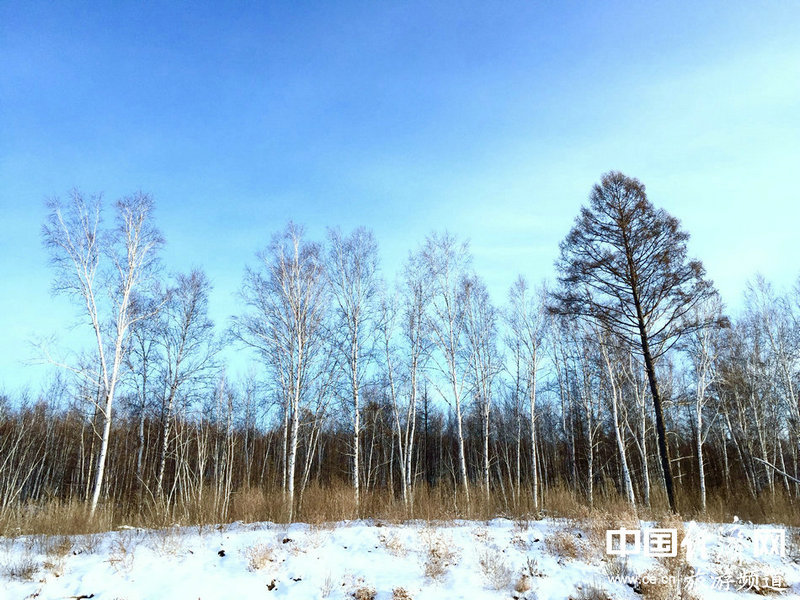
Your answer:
2,171 -> 799,532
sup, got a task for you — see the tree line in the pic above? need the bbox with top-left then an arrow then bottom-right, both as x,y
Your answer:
1,172 -> 798,527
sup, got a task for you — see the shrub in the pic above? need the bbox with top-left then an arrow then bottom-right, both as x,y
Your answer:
150,527 -> 186,557
510,533 -> 530,550
603,555 -> 633,579
35,534 -> 73,557
107,536 -> 135,574
580,507 -> 639,561
477,549 -> 515,590
420,530 -> 458,581
352,586 -> 376,600
524,555 -> 544,578
73,533 -> 101,554
639,565 -> 698,600
543,485 -> 590,520
2,554 -> 38,581
244,542 -> 274,571
379,532 -> 407,556
544,529 -> 580,559
514,573 -> 532,594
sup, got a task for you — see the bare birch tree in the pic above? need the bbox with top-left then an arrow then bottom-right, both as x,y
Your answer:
43,191 -> 162,517
745,276 -> 800,466
623,352 -> 652,506
463,275 -> 499,506
326,227 -> 380,512
506,276 -> 547,509
594,327 -> 636,506
420,232 -> 472,509
684,295 -> 726,512
125,291 -> 162,499
155,269 -> 219,504
379,251 -> 434,508
234,222 -> 327,521
379,290 -> 411,506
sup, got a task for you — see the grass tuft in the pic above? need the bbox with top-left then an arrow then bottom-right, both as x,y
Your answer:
244,542 -> 274,571
420,529 -> 458,581
477,549 -> 514,590
2,554 -> 38,581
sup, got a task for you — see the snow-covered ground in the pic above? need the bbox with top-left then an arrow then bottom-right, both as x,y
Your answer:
1,518 -> 798,599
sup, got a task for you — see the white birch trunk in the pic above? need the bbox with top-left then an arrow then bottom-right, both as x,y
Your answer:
529,350 -> 539,509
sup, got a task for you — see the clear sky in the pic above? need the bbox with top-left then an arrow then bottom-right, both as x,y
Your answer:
1,1 -> 799,392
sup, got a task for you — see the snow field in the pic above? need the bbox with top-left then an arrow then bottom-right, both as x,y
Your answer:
1,518 -> 798,600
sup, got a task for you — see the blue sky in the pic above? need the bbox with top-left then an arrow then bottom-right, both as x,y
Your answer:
1,1 -> 799,392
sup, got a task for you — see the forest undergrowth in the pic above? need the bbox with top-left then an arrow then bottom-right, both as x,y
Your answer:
3,482 -> 797,537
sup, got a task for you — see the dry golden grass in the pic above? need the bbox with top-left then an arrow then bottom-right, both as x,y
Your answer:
148,527 -> 186,557
107,535 -> 135,574
603,555 -> 633,580
2,480 -> 797,537
351,585 -> 376,600
524,555 -> 543,578
1,553 -> 38,581
471,525 -> 490,542
419,529 -> 459,581
510,532 -> 529,551
654,513 -> 687,573
230,487 -> 281,523
0,498 -> 112,536
477,549 -> 514,590
513,517 -> 530,532
33,534 -> 73,578
378,532 -> 407,556
581,507 -> 639,561
42,556 -> 66,577
635,515 -> 699,600
72,532 -> 102,554
392,587 -> 413,600
639,569 -> 669,600
542,484 -> 591,520
544,528 -> 582,560
244,542 -> 275,571
711,488 -> 798,527
34,534 -> 73,557
514,573 -> 532,594
787,528 -> 800,561
635,487 -> 673,521
298,483 -> 359,523
638,565 -> 698,600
